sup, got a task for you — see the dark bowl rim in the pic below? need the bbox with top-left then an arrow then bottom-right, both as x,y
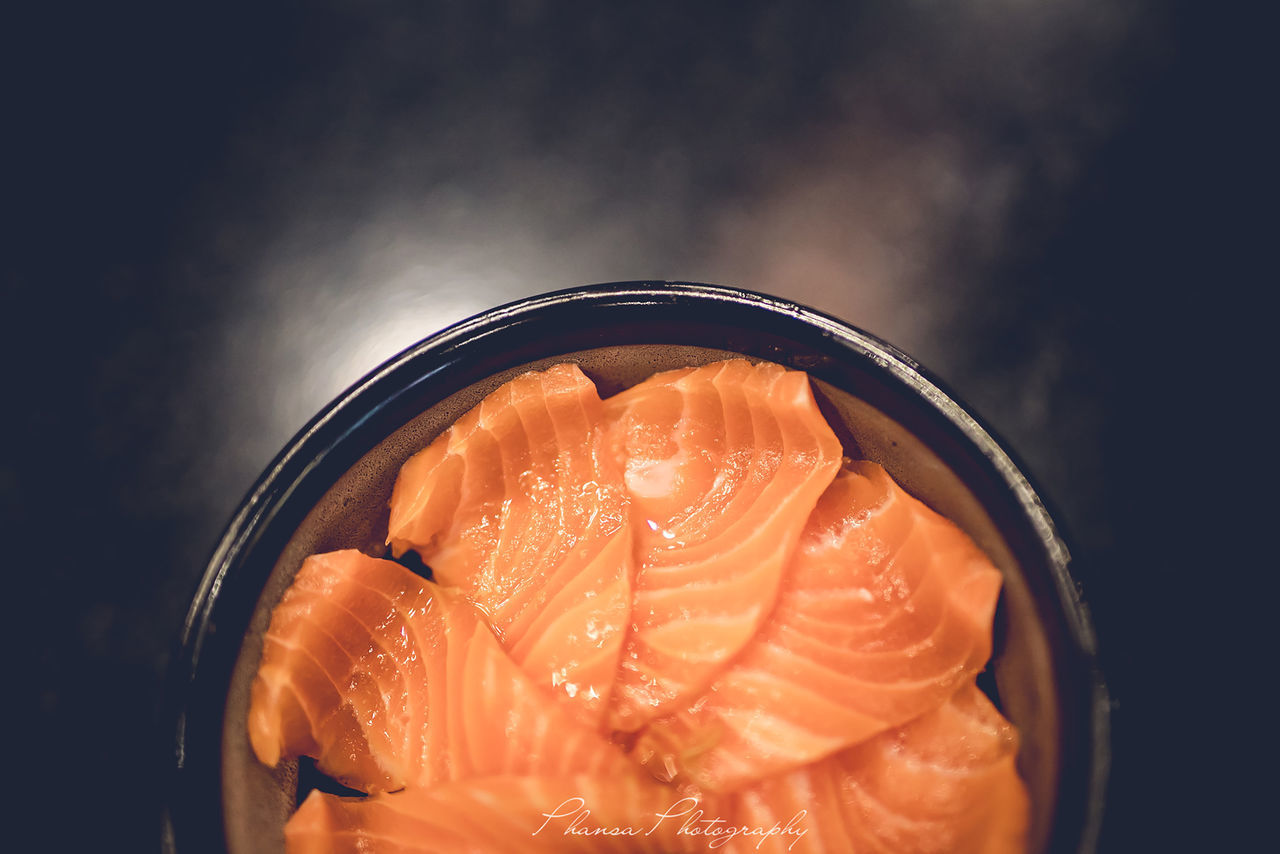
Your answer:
162,280 -> 1110,853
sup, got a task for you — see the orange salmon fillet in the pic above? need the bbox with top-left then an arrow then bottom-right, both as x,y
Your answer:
632,460 -> 1003,791
603,360 -> 843,732
387,363 -> 633,728
248,549 -> 629,794
727,682 -> 1029,854
285,773 -> 727,854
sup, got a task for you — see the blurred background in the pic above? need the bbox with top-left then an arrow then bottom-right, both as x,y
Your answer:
3,1 -> 1248,851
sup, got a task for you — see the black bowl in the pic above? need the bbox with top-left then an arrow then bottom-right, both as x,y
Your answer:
163,282 -> 1108,853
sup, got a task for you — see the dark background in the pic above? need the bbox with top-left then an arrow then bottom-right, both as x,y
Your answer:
3,1 -> 1251,851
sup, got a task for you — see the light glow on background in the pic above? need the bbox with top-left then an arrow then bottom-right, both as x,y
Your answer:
178,0 -> 1155,524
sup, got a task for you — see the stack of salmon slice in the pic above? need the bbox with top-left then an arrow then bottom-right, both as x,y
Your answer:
248,360 -> 1030,853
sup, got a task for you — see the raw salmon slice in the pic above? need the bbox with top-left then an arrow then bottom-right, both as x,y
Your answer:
603,359 -> 843,732
387,363 -> 632,728
285,772 -> 727,854
631,461 -> 1004,791
728,682 -> 1029,854
248,549 -> 628,794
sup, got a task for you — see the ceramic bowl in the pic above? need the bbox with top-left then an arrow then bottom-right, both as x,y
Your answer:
163,282 -> 1108,853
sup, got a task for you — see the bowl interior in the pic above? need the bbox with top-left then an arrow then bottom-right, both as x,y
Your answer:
221,342 -> 1063,853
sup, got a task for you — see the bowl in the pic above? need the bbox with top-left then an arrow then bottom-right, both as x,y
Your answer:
163,281 -> 1109,853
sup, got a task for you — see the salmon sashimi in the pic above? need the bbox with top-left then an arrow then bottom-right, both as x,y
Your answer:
386,363 -> 632,728
285,773 -> 728,854
631,460 -> 1004,791
250,360 -> 1029,854
603,359 -> 843,732
727,682 -> 1029,854
248,549 -> 629,794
